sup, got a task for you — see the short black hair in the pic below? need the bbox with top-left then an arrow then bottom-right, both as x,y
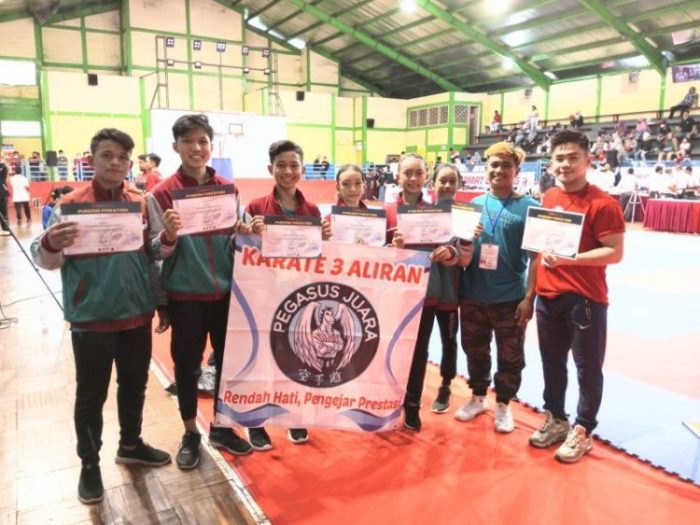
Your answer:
138,154 -> 148,161
269,140 -> 304,164
550,129 -> 589,152
90,128 -> 135,155
172,114 -> 213,141
148,153 -> 161,167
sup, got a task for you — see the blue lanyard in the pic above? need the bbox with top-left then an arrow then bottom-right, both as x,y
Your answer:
484,192 -> 512,238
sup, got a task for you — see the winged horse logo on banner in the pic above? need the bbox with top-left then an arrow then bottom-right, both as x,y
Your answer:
292,302 -> 361,374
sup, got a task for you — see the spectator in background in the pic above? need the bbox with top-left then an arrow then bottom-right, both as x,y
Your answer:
490,110 -> 503,133
312,155 -> 322,177
449,147 -> 460,164
0,158 -> 9,235
320,156 -> 330,179
633,118 -> 648,140
9,170 -> 31,224
674,110 -> 696,151
28,151 -> 43,180
42,186 -> 74,229
527,105 -> 539,131
633,131 -> 653,164
569,111 -> 584,129
668,86 -> 698,119
539,164 -> 556,195
57,150 -> 69,181
136,153 -> 163,192
658,131 -> 675,162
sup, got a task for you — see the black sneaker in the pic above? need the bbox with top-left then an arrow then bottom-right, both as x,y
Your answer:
404,405 -> 422,431
78,464 -> 104,504
287,428 -> 309,444
115,439 -> 171,466
176,431 -> 201,470
431,385 -> 451,414
247,427 -> 273,451
209,427 -> 253,456
164,382 -> 178,395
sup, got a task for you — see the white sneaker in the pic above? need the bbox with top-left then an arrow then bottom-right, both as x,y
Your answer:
494,402 -> 514,433
454,395 -> 488,422
555,424 -> 592,463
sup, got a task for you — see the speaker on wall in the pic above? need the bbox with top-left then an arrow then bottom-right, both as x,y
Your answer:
366,118 -> 375,128
296,91 -> 305,101
87,73 -> 98,86
45,150 -> 58,167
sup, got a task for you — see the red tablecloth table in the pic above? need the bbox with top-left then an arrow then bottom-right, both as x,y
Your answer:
643,199 -> 700,233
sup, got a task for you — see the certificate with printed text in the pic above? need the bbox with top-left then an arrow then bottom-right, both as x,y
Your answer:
451,201 -> 483,240
331,206 -> 386,246
262,216 -> 323,258
521,206 -> 585,259
61,202 -> 143,256
172,184 -> 238,236
397,202 -> 452,245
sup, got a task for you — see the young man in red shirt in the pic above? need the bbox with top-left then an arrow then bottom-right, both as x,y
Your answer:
529,130 -> 625,463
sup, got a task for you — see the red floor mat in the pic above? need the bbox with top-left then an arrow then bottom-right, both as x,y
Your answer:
151,326 -> 700,525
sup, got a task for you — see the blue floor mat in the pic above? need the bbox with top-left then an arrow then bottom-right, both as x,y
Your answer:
427,331 -> 700,485
426,230 -> 700,485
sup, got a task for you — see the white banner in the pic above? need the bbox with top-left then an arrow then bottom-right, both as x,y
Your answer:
214,237 -> 431,432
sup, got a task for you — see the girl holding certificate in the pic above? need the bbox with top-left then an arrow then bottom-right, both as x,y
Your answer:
386,155 -> 474,431
335,164 -> 368,209
428,164 -> 483,414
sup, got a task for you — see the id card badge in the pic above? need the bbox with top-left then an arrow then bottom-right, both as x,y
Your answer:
479,243 -> 499,270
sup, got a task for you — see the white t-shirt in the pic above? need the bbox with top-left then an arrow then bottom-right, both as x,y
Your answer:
10,175 -> 30,202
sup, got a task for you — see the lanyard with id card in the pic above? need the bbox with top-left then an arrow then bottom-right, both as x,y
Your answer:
478,193 -> 512,271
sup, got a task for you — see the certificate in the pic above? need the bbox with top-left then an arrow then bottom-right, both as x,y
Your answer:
330,206 -> 386,246
451,201 -> 483,240
397,202 -> 452,245
61,202 -> 143,256
172,184 -> 238,236
261,216 -> 322,258
521,206 -> 585,259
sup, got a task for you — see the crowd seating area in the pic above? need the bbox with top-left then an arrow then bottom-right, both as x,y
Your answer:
465,107 -> 700,165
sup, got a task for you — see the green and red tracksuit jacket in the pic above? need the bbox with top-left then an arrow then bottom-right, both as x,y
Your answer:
31,180 -> 156,331
148,166 -> 243,301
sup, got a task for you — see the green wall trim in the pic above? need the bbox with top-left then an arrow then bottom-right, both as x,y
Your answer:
130,65 -> 246,80
658,74 -> 666,112
129,26 -> 298,55
305,49 -> 311,91
288,123 -> 333,129
35,19 -> 47,154
544,89 -> 550,121
139,76 -> 150,153
447,91 -> 455,147
500,92 -> 505,121
0,97 -> 40,105
44,62 -> 122,71
50,111 -> 141,118
44,24 -> 121,36
39,70 -> 52,154
0,106 -> 42,120
80,16 -> 88,73
595,75 -> 602,123
331,93 -> 336,162
362,96 -> 367,165
0,55 -> 40,63
121,0 -> 132,74
185,0 -> 194,110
